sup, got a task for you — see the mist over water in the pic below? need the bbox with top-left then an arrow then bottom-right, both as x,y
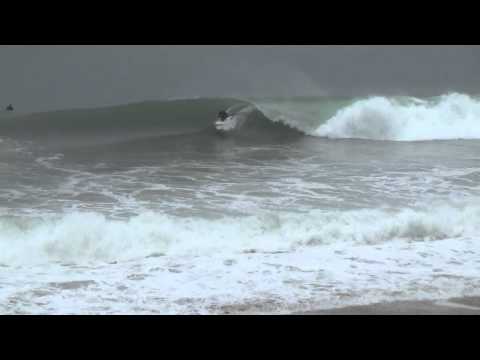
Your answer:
1,45 -> 480,113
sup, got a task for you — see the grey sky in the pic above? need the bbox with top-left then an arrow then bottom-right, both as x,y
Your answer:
1,45 -> 479,112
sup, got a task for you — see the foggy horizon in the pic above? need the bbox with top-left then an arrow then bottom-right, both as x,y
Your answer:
1,45 -> 479,112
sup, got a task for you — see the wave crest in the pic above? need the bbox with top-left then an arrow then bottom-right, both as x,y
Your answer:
1,202 -> 479,265
3,93 -> 480,145
314,93 -> 480,141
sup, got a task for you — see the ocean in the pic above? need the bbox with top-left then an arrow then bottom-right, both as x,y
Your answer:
1,93 -> 479,314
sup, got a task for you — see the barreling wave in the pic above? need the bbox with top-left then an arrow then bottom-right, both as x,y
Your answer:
0,98 -> 303,149
1,93 -> 480,148
1,201 -> 479,265
251,93 -> 480,141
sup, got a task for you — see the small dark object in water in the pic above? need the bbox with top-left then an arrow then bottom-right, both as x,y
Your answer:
217,110 -> 228,122
5,104 -> 14,111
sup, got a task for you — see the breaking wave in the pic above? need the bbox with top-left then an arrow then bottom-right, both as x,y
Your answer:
314,93 -> 480,141
1,93 -> 480,148
1,202 -> 479,265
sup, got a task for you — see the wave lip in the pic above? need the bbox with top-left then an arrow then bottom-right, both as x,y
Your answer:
314,93 -> 480,141
1,202 -> 480,265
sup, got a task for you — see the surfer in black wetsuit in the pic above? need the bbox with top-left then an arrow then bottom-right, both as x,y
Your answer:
5,104 -> 14,111
217,110 -> 229,122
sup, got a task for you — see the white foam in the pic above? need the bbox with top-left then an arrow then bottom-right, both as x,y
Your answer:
315,93 -> 480,141
2,201 -> 480,265
1,234 -> 479,314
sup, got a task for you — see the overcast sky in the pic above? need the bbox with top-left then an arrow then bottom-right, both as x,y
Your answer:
1,45 -> 479,112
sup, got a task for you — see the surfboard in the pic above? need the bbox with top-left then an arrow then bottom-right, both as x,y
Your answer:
215,116 -> 237,132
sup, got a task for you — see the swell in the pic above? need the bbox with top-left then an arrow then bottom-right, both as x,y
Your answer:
0,98 -> 237,144
0,98 -> 304,150
2,93 -> 480,152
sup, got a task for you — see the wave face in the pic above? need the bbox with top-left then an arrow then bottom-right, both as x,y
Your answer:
1,202 -> 479,265
0,98 -> 302,149
2,93 -> 480,148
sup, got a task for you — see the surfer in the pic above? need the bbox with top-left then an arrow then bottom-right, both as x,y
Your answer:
217,110 -> 229,122
5,104 -> 14,111
215,109 -> 237,132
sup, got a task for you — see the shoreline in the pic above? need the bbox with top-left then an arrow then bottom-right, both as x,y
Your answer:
296,296 -> 480,315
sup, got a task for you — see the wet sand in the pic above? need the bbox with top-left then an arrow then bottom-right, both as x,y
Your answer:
297,297 -> 480,315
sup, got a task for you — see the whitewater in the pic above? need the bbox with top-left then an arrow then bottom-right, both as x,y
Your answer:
1,92 -> 480,314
